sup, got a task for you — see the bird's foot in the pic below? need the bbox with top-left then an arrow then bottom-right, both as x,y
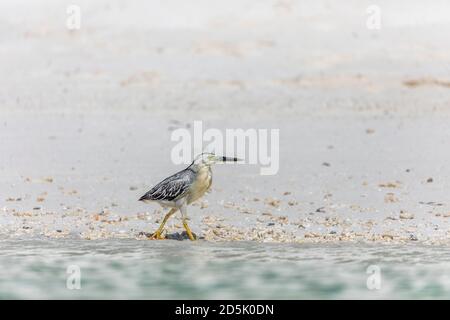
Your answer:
149,230 -> 166,240
185,231 -> 197,241
138,230 -> 165,240
182,221 -> 197,241
181,229 -> 197,241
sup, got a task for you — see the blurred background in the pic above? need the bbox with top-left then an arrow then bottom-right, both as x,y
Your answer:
2,0 -> 450,118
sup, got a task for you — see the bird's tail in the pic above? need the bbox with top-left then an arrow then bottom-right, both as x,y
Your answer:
138,193 -> 150,202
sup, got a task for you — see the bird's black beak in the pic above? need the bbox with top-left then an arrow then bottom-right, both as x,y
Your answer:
220,156 -> 241,162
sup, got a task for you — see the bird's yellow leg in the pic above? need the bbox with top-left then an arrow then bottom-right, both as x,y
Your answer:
183,219 -> 197,241
149,208 -> 177,240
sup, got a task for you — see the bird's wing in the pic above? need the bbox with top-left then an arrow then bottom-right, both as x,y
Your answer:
139,169 -> 194,202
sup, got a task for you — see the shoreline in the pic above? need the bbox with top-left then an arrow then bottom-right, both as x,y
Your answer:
2,0 -> 450,246
3,115 -> 450,245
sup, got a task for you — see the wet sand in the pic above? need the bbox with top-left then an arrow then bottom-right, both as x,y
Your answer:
2,0 -> 450,244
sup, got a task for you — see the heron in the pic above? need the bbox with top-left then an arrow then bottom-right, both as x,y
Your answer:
139,153 -> 240,240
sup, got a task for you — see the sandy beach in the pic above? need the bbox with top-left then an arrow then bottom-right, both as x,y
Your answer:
4,0 -> 450,301
2,0 -> 450,245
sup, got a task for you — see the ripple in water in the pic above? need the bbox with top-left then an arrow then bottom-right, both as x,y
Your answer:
1,239 -> 450,299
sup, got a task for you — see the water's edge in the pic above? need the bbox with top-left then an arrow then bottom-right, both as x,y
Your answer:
1,240 -> 449,299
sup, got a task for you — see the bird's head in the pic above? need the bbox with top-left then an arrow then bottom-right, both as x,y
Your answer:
192,152 -> 241,167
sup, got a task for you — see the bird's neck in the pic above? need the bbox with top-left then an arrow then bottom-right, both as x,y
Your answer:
189,163 -> 212,174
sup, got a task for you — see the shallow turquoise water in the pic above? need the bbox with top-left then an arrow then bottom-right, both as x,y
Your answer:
1,239 -> 450,299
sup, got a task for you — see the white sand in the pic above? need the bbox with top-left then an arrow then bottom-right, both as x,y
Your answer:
2,0 -> 450,243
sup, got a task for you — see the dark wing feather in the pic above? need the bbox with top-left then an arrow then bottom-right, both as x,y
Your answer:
139,168 -> 195,202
